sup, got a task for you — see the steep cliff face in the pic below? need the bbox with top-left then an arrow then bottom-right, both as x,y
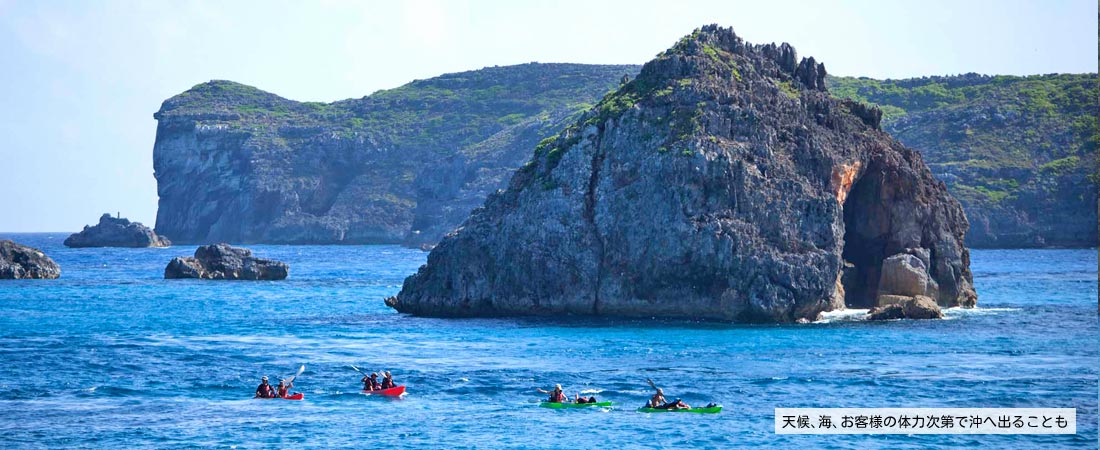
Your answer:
153,63 -> 638,245
829,74 -> 1098,248
387,25 -> 977,322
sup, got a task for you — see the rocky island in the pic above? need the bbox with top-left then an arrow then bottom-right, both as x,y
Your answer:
165,243 -> 288,280
0,240 -> 61,279
386,25 -> 977,322
64,213 -> 171,248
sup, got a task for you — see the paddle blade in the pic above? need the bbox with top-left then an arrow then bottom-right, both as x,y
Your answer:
286,365 -> 306,384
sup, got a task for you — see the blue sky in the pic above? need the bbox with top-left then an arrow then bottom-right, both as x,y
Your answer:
0,0 -> 1095,232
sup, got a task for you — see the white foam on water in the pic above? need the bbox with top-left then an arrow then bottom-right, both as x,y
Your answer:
813,308 -> 871,324
942,306 -> 1020,319
579,388 -> 603,394
813,306 -> 1019,323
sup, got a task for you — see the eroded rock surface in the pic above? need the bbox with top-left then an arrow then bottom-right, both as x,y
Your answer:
165,243 -> 287,280
0,240 -> 61,279
387,25 -> 977,322
868,295 -> 944,321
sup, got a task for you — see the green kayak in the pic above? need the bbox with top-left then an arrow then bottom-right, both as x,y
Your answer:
539,401 -> 613,409
637,405 -> 723,414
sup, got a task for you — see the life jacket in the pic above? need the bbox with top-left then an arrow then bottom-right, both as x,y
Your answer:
277,385 -> 290,397
257,384 -> 274,398
381,378 -> 394,389
549,391 -> 566,402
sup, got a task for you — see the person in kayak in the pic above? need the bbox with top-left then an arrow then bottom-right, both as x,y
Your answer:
573,394 -> 599,404
645,378 -> 690,409
642,376 -> 690,409
276,379 -> 293,398
664,398 -> 691,410
645,389 -> 665,408
380,371 -> 395,390
361,373 -> 375,391
537,384 -> 569,403
255,376 -> 275,398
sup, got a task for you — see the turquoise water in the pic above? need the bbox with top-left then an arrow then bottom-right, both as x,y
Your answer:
0,233 -> 1095,449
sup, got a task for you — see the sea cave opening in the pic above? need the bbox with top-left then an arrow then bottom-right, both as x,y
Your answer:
839,169 -> 889,309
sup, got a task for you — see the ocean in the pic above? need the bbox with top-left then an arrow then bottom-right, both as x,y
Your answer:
0,233 -> 1095,449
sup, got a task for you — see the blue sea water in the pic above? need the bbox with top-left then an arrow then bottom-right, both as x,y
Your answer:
0,233 -> 1095,449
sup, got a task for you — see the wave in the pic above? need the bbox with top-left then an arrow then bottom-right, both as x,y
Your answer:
813,306 -> 1019,323
942,306 -> 1020,319
813,309 -> 871,323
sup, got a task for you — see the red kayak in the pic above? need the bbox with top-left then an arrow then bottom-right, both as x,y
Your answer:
257,393 -> 304,401
361,385 -> 406,397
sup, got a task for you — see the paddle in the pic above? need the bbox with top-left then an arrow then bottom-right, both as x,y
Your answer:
284,365 -> 305,388
647,378 -> 660,392
350,365 -> 386,376
351,365 -> 378,391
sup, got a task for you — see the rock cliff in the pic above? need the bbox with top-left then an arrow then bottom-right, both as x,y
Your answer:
64,213 -> 171,248
152,63 -> 638,246
387,25 -> 977,322
0,240 -> 61,279
829,73 -> 1098,248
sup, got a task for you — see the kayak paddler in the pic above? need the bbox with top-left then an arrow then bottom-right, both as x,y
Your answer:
380,371 -> 395,390
363,372 -> 382,391
645,379 -> 691,410
255,376 -> 275,398
537,384 -> 569,403
574,394 -> 598,404
276,378 -> 293,398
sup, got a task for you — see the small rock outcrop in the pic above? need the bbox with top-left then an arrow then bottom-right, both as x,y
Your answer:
65,214 -> 171,248
0,240 -> 61,279
868,295 -> 944,321
164,243 -> 287,280
387,25 -> 977,322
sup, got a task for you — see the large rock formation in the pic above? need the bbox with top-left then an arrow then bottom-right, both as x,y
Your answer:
829,73 -> 1098,248
64,213 -> 171,248
165,243 -> 288,280
0,240 -> 61,279
386,25 -> 977,322
152,63 -> 638,246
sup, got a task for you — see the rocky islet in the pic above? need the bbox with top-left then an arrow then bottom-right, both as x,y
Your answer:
64,213 -> 171,248
165,243 -> 288,280
387,25 -> 977,322
0,240 -> 61,279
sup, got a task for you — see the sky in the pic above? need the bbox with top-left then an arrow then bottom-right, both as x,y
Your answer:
0,0 -> 1096,232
